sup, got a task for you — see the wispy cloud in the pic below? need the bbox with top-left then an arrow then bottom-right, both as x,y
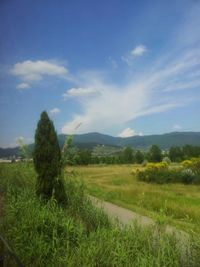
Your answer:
122,44 -> 147,65
11,60 -> 70,87
16,83 -> 30,90
131,45 -> 147,56
50,108 -> 61,114
118,128 -> 143,138
62,47 -> 200,134
62,87 -> 100,100
108,57 -> 118,69
164,80 -> 200,92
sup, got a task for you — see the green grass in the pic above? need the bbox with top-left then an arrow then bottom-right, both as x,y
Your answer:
0,163 -> 200,266
68,164 -> 200,234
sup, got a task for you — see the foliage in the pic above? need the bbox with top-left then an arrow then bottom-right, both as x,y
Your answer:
169,146 -> 184,162
33,111 -> 65,203
122,147 -> 134,163
142,159 -> 148,167
56,141 -> 200,166
169,145 -> 200,162
137,159 -> 200,185
73,149 -> 92,165
146,162 -> 169,170
137,168 -> 179,184
135,150 -> 145,164
17,137 -> 32,161
182,159 -> 193,168
149,145 -> 162,162
180,169 -> 195,184
62,134 -> 74,165
162,156 -> 171,164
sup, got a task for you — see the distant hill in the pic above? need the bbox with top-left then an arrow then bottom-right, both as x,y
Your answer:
58,132 -> 200,149
58,132 -> 120,148
0,147 -> 20,158
119,132 -> 200,149
1,131 -> 200,158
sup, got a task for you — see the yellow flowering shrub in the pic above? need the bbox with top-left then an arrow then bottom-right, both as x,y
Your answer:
181,160 -> 193,168
146,162 -> 168,170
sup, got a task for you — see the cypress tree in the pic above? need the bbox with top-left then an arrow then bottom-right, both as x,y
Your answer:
33,111 -> 65,202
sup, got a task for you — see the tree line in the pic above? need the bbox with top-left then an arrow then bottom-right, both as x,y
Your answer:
64,144 -> 200,165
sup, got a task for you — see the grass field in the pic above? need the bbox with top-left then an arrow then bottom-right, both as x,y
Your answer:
2,163 -> 200,266
67,164 -> 200,234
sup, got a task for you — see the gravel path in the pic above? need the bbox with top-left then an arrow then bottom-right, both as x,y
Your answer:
90,196 -> 154,226
89,196 -> 189,244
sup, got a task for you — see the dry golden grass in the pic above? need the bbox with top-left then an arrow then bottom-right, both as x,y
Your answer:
68,164 -> 200,234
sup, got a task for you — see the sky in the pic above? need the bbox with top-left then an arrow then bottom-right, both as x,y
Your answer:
0,0 -> 200,147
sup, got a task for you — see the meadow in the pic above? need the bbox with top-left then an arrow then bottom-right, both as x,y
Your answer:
68,164 -> 200,234
0,162 -> 200,266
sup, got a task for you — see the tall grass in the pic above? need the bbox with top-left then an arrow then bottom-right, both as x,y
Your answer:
72,164 -> 200,234
0,163 -> 200,266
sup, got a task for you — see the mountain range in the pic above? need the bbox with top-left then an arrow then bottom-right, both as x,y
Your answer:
1,131 -> 200,158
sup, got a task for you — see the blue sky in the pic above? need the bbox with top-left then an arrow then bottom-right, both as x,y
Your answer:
0,0 -> 200,147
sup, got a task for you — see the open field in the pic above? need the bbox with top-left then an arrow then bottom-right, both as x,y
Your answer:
2,163 -> 200,266
68,164 -> 200,234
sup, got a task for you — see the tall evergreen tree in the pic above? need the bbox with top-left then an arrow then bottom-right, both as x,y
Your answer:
33,111 -> 65,202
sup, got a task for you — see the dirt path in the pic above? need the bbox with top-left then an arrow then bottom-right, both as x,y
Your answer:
90,196 -> 154,226
89,196 -> 189,244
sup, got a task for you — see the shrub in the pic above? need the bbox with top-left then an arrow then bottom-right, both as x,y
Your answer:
137,168 -> 180,184
180,169 -> 195,184
146,162 -> 169,170
181,160 -> 193,168
162,157 -> 171,164
137,159 -> 200,184
142,159 -> 148,167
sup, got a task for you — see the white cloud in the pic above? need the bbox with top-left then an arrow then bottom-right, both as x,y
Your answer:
61,48 -> 200,135
16,83 -> 30,90
11,60 -> 69,83
62,87 -> 100,100
173,124 -> 182,130
118,128 -> 143,138
50,108 -> 61,114
131,45 -> 147,56
122,45 -> 147,65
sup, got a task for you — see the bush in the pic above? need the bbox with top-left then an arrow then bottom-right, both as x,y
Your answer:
162,157 -> 171,164
180,169 -> 195,184
137,160 -> 200,184
142,159 -> 148,167
181,160 -> 193,168
137,168 -> 181,184
146,162 -> 169,170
